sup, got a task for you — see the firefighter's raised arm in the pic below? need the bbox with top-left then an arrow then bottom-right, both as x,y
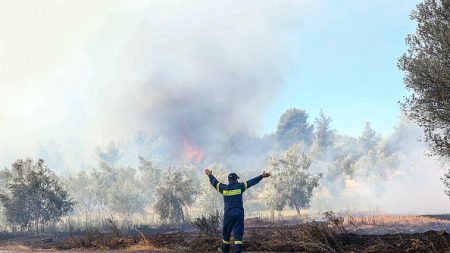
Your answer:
242,171 -> 270,191
205,168 -> 223,193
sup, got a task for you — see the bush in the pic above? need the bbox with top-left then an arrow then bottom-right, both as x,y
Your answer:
191,212 -> 222,236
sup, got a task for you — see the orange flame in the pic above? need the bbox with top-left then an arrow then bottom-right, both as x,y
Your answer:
182,138 -> 204,164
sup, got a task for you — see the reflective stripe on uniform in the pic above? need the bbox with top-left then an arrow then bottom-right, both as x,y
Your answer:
222,189 -> 242,196
235,240 -> 243,244
244,181 -> 248,190
216,182 -> 221,192
223,239 -> 230,244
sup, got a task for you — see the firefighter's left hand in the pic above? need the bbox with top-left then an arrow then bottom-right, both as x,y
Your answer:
262,171 -> 271,178
205,168 -> 212,176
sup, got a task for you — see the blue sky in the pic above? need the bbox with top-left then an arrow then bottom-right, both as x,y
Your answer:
261,0 -> 421,137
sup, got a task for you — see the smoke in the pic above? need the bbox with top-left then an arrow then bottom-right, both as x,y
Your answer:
1,1 -> 449,216
90,0 -> 313,162
0,0 -> 317,169
310,119 -> 450,215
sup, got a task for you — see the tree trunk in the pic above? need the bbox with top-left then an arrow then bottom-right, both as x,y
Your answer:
294,203 -> 301,217
34,218 -> 39,236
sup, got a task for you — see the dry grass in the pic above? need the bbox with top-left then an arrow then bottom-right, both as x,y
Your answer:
0,244 -> 33,250
127,242 -> 164,251
191,213 -> 222,236
345,215 -> 450,227
293,221 -> 344,253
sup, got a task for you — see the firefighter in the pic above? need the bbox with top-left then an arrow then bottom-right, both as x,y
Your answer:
205,168 -> 270,253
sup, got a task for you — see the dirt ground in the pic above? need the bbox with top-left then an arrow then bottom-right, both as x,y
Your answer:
1,216 -> 450,252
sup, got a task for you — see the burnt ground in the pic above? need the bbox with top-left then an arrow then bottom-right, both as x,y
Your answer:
1,218 -> 450,252
143,226 -> 450,252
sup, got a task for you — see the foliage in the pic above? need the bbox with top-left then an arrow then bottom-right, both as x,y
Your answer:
331,135 -> 360,162
154,167 -> 198,224
137,156 -> 161,204
65,171 -> 99,226
196,164 -> 228,216
327,157 -> 355,180
442,169 -> 450,198
359,122 -> 381,153
91,161 -> 118,210
68,160 -> 151,222
314,109 -> 335,149
191,212 -> 222,236
0,158 -> 74,234
96,141 -> 123,165
398,0 -> 450,161
354,150 -> 399,180
95,163 -> 146,217
106,174 -> 146,217
263,143 -> 321,215
276,108 -> 314,148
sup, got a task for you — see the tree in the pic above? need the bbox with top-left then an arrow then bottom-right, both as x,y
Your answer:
106,175 -> 146,220
398,0 -> 450,161
154,167 -> 198,224
359,122 -> 381,152
332,135 -> 360,162
96,141 -> 123,165
196,163 -> 228,216
327,157 -> 355,180
0,158 -> 74,235
91,161 -> 117,210
276,108 -> 314,148
91,162 -> 147,219
353,149 -> 399,180
442,170 -> 450,197
65,171 -> 99,227
263,143 -> 321,216
137,156 -> 161,204
314,109 -> 335,149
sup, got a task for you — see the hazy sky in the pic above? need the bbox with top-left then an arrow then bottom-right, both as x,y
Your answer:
0,0 -> 421,168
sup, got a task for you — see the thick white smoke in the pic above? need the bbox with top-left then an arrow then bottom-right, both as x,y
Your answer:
0,0 -> 318,170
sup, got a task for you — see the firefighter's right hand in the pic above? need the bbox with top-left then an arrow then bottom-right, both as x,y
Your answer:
205,168 -> 212,176
262,171 -> 271,178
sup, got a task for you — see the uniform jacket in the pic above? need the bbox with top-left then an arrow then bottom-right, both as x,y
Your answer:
208,174 -> 263,217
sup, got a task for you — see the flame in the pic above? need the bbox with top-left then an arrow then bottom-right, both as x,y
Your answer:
182,138 -> 204,164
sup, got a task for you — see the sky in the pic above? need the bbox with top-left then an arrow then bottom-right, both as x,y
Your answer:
261,0 -> 421,136
0,0 -> 423,169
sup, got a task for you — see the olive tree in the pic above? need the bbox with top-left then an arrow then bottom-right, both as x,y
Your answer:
65,171 -> 99,227
137,156 -> 161,204
263,143 -> 321,216
0,158 -> 74,235
399,0 -> 450,160
92,162 -> 146,218
154,167 -> 198,224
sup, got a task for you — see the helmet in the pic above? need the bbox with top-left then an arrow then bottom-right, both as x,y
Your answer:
228,173 -> 240,181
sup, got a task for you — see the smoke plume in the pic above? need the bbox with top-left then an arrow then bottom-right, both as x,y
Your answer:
0,0 -> 316,169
